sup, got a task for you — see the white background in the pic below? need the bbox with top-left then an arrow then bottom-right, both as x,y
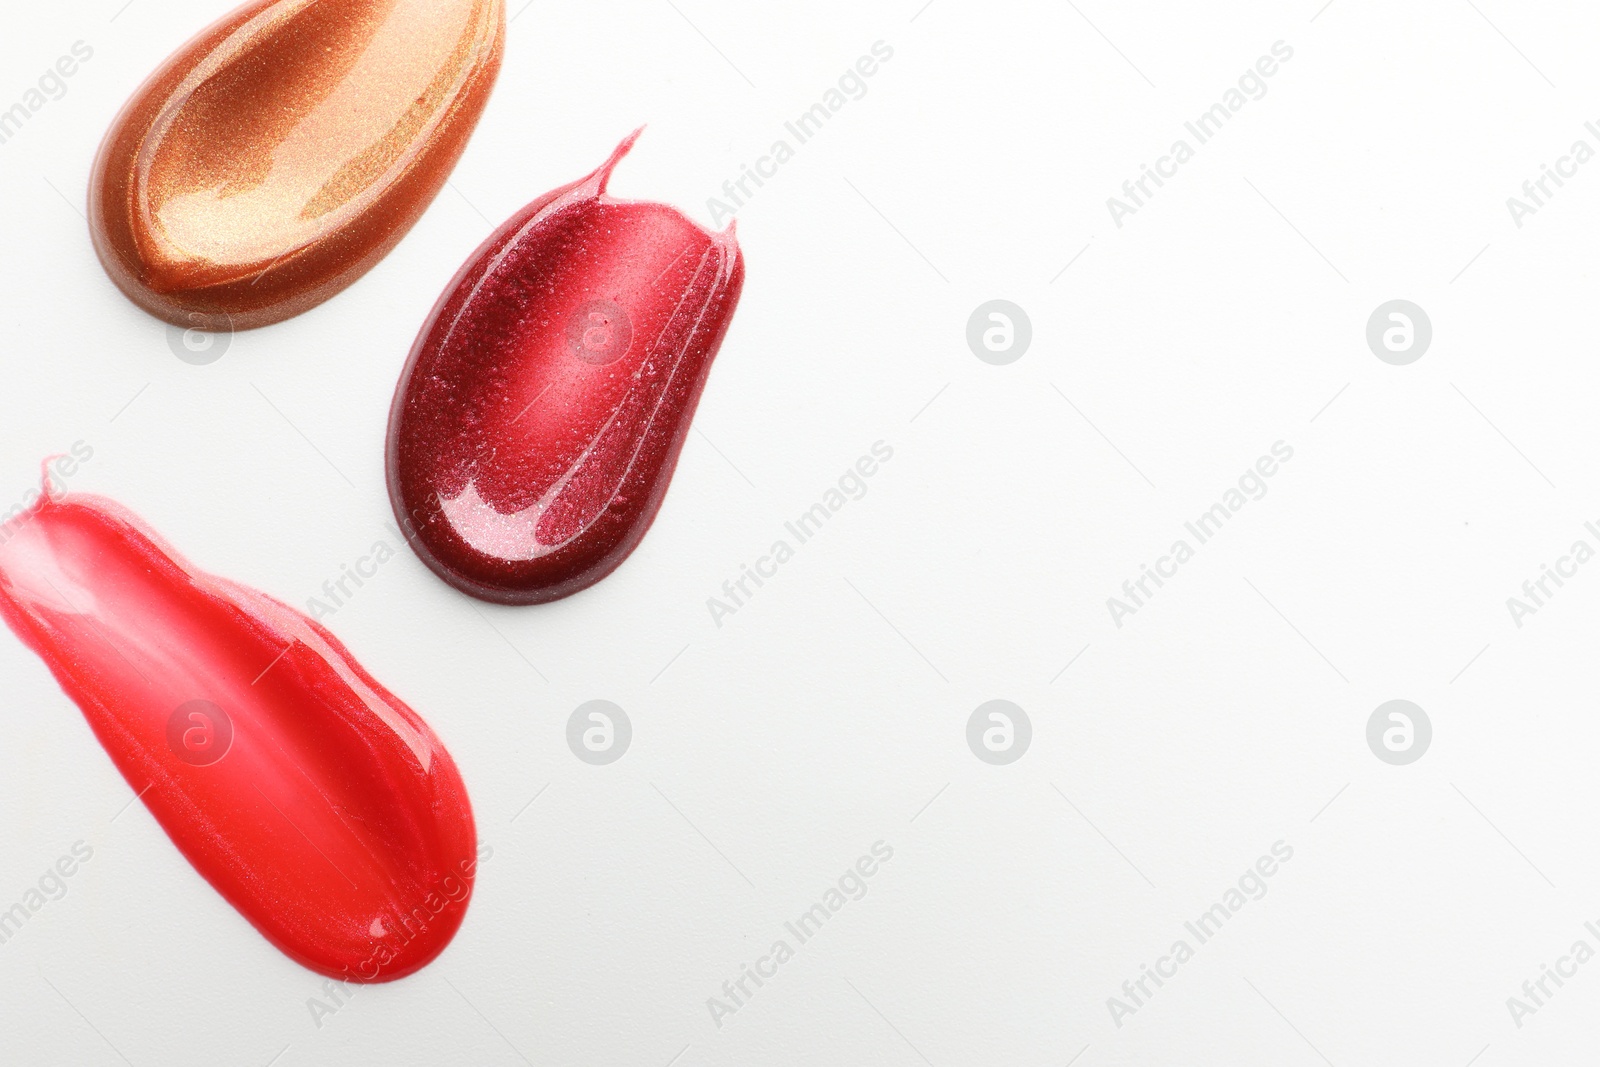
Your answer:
2,0 -> 1599,1063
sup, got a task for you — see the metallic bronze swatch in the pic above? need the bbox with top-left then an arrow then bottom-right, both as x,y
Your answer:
90,0 -> 504,331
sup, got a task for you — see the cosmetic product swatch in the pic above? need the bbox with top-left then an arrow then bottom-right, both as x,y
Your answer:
387,131 -> 746,604
0,481 -> 476,981
90,0 -> 504,331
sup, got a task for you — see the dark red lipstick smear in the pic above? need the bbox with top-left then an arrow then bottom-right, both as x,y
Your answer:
0,483 -> 476,981
387,131 -> 746,604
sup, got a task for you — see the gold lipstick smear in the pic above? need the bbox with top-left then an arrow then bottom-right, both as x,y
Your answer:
90,0 -> 504,330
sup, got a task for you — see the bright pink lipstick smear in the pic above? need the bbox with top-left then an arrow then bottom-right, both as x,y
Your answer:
387,131 -> 746,604
0,483 -> 476,981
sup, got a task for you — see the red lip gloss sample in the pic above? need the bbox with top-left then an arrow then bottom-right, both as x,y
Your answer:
0,483 -> 476,981
387,131 -> 746,604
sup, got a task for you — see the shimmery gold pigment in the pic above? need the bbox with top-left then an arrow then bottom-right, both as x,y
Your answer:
90,0 -> 504,330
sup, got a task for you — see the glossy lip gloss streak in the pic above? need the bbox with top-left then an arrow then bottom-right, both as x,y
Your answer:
387,132 -> 746,604
0,482 -> 477,981
90,0 -> 504,331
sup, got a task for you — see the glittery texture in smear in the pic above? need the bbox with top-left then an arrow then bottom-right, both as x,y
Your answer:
89,0 -> 504,331
0,482 -> 478,981
386,132 -> 746,605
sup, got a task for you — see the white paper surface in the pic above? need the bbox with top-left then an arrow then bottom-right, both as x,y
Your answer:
2,1 -> 1597,1064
